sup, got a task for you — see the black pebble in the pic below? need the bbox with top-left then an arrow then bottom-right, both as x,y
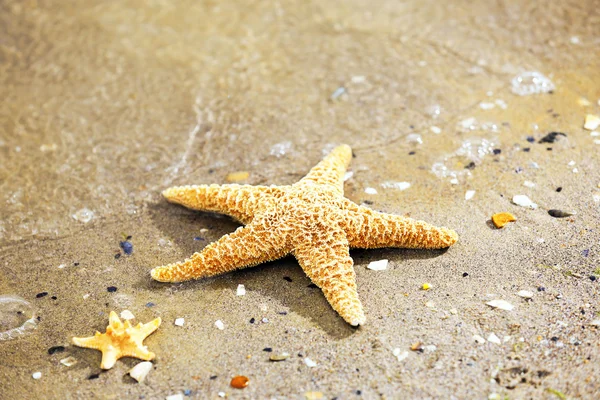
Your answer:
119,241 -> 133,255
249,318 -> 255,324
537,287 -> 546,292
356,390 -> 362,395
465,161 -> 476,170
523,148 -> 530,152
283,276 -> 292,282
550,336 -> 559,342
193,237 -> 205,241
48,346 -> 65,355
107,286 -> 117,293
146,302 -> 155,307
462,272 -> 469,277
556,187 -> 562,192
210,375 -> 218,380
88,373 -> 100,380
590,276 -> 597,282
126,235 -> 132,240
363,200 -> 373,205
277,311 -> 288,315
547,147 -> 553,151
51,296 -> 57,300
548,209 -> 573,218
114,253 -> 121,259
263,347 -> 273,352
526,136 -> 535,143
408,151 -> 416,155
493,149 -> 501,155
208,169 -> 215,174
74,262 -> 80,266
36,292 -> 48,298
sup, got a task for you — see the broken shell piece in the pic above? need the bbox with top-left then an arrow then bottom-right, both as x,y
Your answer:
60,356 -> 78,367
304,357 -> 317,367
215,320 -> 225,330
410,342 -> 423,351
174,318 -> 185,327
120,310 -> 135,320
465,190 -> 476,200
584,114 -> 600,131
226,171 -> 249,183
129,361 -> 153,383
269,352 -> 290,361
512,195 -> 538,209
548,209 -> 576,218
367,259 -> 388,271
487,333 -> 501,345
236,284 -> 246,296
491,212 -> 516,228
392,348 -> 409,361
486,299 -> 515,311
517,290 -> 533,299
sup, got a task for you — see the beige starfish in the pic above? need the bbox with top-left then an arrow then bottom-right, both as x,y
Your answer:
72,311 -> 161,369
151,145 -> 458,326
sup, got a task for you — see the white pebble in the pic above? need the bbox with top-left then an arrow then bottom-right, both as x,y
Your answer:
450,178 -> 459,185
32,372 -> 42,380
218,392 -> 226,398
523,181 -> 535,188
343,171 -> 354,181
129,361 -> 153,383
381,181 -> 411,191
503,336 -> 512,343
425,301 -> 436,308
568,160 -> 576,166
460,117 -> 477,129
214,320 -> 224,330
512,194 -> 538,209
465,190 -> 475,200
236,284 -> 246,296
166,394 -> 184,400
304,357 -> 317,367
517,290 -> 533,299
57,264 -> 66,269
479,102 -> 495,110
392,348 -> 409,361
584,114 -> 600,130
351,75 -> 366,83
449,308 -> 458,315
473,335 -> 486,344
72,208 -> 94,223
495,99 -> 508,109
487,333 -> 501,345
174,318 -> 185,327
406,133 -> 423,144
486,299 -> 515,311
82,294 -> 90,300
430,126 -> 442,134
570,36 -> 580,44
367,259 -> 388,271
364,187 -> 378,195
120,310 -> 135,320
261,317 -> 269,323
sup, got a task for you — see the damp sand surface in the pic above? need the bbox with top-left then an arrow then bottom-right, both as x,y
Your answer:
1,0 -> 599,398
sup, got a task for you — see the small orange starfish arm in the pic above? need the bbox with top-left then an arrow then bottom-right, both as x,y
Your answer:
162,184 -> 281,224
151,218 -> 292,282
343,202 -> 458,249
297,144 -> 352,195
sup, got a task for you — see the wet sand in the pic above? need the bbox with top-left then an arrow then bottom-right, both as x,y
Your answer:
1,0 -> 599,398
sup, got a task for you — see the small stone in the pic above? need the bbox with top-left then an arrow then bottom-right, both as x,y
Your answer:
491,212 -> 517,228
364,187 -> 378,195
226,171 -> 249,183
517,290 -> 533,299
120,310 -> 135,320
473,335 -> 486,344
486,299 -> 514,311
269,352 -> 290,361
119,241 -> 133,255
218,392 -> 225,398
230,375 -> 249,389
512,195 -> 538,209
166,394 -> 184,400
523,181 -> 535,188
215,320 -> 224,330
236,284 -> 246,296
367,259 -> 388,271
422,283 -> 431,290
548,209 -> 575,218
129,361 -> 153,383
487,333 -> 501,345
430,126 -> 442,134
381,181 -> 411,191
174,318 -> 185,327
304,357 -> 317,367
465,190 -> 475,200
60,356 -> 78,367
583,114 -> 600,131
392,348 -> 409,361
343,171 -> 354,181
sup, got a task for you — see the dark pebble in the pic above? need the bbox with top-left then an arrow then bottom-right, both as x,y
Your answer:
356,390 -> 362,395
548,209 -> 573,218
493,149 -> 501,155
515,166 -> 523,173
48,346 -> 65,355
114,253 -> 121,259
249,318 -> 255,324
363,200 -> 373,205
582,249 -> 589,257
307,283 -> 318,288
193,237 -> 204,241
88,373 -> 100,380
36,292 -> 48,298
556,187 -> 562,192
408,151 -> 416,155
51,296 -> 57,300
263,347 -> 273,352
107,286 -> 117,293
208,169 -> 215,174
283,276 -> 292,282
183,389 -> 192,396
210,375 -> 218,380
277,311 -> 288,315
74,262 -> 80,266
119,241 -> 133,255
526,136 -> 535,143
126,235 -> 132,240
547,147 -> 553,151
550,336 -> 559,342
537,287 -> 546,292
590,276 -> 597,282
146,302 -> 155,307
523,147 -> 530,152
465,161 -> 476,170
462,272 -> 469,277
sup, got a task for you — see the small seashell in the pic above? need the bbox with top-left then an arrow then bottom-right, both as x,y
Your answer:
486,299 -> 514,311
269,352 -> 290,361
174,318 -> 185,327
410,342 -> 423,351
60,356 -> 78,367
465,190 -> 476,200
491,212 -> 516,228
517,290 -> 533,299
129,361 -> 153,383
304,357 -> 317,367
512,195 -> 538,209
487,333 -> 501,345
548,209 -> 575,218
120,310 -> 135,320
215,320 -> 225,330
236,284 -> 246,296
364,187 -> 378,195
230,375 -> 249,389
367,259 -> 388,271
392,348 -> 409,361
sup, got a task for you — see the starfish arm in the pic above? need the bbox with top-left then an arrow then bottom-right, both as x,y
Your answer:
136,318 -> 162,338
162,184 -> 282,224
100,348 -> 121,370
343,203 -> 458,249
72,335 -> 102,350
151,220 -> 292,282
296,144 -> 352,195
292,227 -> 365,326
122,344 -> 155,361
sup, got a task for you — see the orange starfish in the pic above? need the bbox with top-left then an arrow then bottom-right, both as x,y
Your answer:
72,311 -> 161,369
151,145 -> 457,325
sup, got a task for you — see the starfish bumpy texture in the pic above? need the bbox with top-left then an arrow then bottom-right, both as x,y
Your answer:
151,145 -> 458,326
72,311 -> 161,369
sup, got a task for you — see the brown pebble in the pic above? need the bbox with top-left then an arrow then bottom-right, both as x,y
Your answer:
230,375 -> 249,389
548,209 -> 575,218
491,212 -> 517,228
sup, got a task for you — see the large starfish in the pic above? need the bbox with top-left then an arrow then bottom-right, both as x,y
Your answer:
151,145 -> 458,326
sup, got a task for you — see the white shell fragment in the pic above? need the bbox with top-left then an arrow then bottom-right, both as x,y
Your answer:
236,284 -> 246,296
392,348 -> 409,362
364,187 -> 378,195
512,195 -> 538,209
517,290 -> 533,299
465,190 -> 475,200
583,114 -> 600,131
304,357 -> 317,367
486,299 -> 515,311
430,126 -> 442,134
473,335 -> 486,344
367,259 -> 388,271
523,181 -> 535,188
381,181 -> 411,191
166,394 -> 184,400
487,333 -> 501,345
174,318 -> 185,327
60,356 -> 78,367
343,171 -> 354,181
32,372 -> 42,380
129,361 -> 153,383
215,320 -> 225,330
120,310 -> 135,320
270,352 -> 290,361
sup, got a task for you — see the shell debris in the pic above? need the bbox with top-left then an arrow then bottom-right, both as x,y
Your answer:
583,114 -> 600,131
486,299 -> 515,311
129,361 -> 153,383
367,259 -> 388,271
491,212 -> 516,228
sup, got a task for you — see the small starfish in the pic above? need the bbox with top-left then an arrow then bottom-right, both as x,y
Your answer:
72,311 -> 161,369
151,145 -> 458,326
